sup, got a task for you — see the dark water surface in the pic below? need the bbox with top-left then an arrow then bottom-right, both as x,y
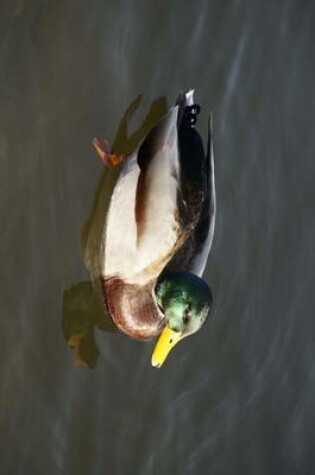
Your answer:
1,1 -> 315,473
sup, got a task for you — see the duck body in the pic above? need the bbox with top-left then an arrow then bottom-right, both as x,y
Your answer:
100,90 -> 216,341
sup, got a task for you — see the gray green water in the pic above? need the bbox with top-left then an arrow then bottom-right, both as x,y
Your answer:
1,1 -> 315,473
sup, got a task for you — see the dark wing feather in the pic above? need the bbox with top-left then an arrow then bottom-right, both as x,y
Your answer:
188,115 -> 216,276
166,115 -> 216,277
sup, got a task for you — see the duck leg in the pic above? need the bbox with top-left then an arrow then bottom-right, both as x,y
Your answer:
93,137 -> 126,167
62,282 -> 100,368
62,281 -> 118,368
68,327 -> 99,368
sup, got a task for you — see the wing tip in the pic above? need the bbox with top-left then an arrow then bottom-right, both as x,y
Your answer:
207,112 -> 214,161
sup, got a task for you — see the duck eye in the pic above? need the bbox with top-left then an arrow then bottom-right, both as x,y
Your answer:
183,314 -> 190,325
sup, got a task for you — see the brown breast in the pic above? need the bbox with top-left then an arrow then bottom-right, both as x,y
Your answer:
101,276 -> 164,340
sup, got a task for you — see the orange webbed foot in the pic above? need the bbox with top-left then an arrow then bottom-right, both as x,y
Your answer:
68,332 -> 88,367
68,329 -> 100,368
93,137 -> 126,167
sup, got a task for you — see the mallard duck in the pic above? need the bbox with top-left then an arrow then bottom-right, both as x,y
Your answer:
82,90 -> 216,368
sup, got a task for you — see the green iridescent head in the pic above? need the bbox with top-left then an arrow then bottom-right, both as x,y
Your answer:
152,271 -> 213,367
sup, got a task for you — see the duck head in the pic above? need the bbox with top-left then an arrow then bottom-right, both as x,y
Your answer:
151,271 -> 213,368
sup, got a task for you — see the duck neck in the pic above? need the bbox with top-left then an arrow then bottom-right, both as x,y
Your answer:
101,276 -> 164,339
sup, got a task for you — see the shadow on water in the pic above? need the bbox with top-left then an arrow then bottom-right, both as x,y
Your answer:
62,95 -> 168,368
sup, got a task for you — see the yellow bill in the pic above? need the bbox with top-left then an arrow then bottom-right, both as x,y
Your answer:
151,326 -> 183,368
